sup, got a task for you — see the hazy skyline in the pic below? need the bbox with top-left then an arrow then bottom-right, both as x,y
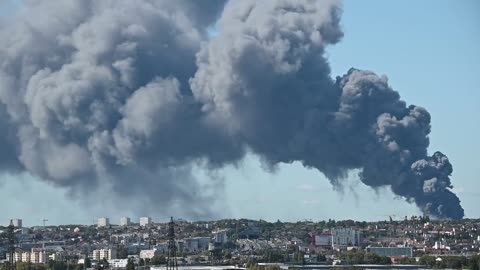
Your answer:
0,0 -> 479,226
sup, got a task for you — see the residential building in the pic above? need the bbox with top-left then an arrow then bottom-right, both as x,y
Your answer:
12,219 -> 22,228
213,229 -> 229,244
120,217 -> 131,226
108,259 -> 129,269
139,249 -> 161,259
140,217 -> 152,227
312,233 -> 332,247
331,228 -> 361,249
30,249 -> 46,264
21,252 -> 30,262
97,217 -> 110,228
6,250 -> 45,264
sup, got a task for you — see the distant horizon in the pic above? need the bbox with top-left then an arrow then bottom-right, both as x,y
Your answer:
4,215 -> 479,228
0,0 -> 478,225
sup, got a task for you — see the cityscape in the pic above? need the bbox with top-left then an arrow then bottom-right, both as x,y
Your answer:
1,217 -> 480,270
0,0 -> 478,270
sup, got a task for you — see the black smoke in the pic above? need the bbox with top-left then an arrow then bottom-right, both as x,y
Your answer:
0,0 -> 464,219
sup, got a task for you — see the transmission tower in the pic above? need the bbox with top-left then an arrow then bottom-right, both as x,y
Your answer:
7,220 -> 15,270
166,217 -> 178,270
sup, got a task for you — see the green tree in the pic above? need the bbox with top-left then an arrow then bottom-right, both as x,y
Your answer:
47,260 -> 67,270
117,247 -> 128,259
469,255 -> 480,270
126,258 -> 135,270
397,257 -> 416,265
419,255 -> 436,267
150,256 -> 166,265
84,258 -> 92,268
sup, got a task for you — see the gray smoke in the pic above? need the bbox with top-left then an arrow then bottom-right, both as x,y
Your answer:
0,0 -> 464,219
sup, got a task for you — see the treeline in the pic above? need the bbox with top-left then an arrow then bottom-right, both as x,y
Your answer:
418,255 -> 480,269
247,264 -> 282,270
1,260 -> 87,270
338,251 -> 392,265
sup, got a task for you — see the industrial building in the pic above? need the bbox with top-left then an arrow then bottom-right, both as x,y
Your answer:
92,248 -> 117,260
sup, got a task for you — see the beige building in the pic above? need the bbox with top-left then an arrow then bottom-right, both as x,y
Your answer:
92,248 -> 117,261
30,250 -> 46,264
6,250 -> 46,264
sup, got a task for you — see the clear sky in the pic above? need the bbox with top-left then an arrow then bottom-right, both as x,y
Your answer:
0,0 -> 479,226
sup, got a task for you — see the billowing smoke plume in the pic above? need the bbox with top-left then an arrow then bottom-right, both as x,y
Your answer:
0,0 -> 464,219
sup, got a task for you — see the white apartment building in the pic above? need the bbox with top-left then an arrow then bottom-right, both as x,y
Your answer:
6,252 -> 22,263
139,217 -> 152,227
212,229 -> 229,244
49,252 -> 63,261
331,228 -> 361,249
92,248 -> 117,261
21,252 -> 30,262
97,217 -> 110,228
108,259 -> 129,269
183,237 -> 210,252
11,219 -> 22,228
120,217 -> 131,226
30,249 -> 46,264
139,249 -> 161,259
6,250 -> 46,264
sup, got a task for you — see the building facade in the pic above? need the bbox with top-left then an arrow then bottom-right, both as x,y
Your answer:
213,230 -> 229,244
92,248 -> 117,261
108,259 -> 129,269
12,219 -> 22,228
331,228 -> 361,249
97,217 -> 110,228
120,217 -> 131,226
139,217 -> 152,227
312,233 -> 332,247
6,250 -> 46,264
139,249 -> 161,259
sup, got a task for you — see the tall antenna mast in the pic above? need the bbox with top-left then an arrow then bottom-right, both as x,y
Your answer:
166,217 -> 178,270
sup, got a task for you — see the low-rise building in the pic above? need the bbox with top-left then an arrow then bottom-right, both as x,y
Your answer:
139,249 -> 161,259
108,259 -> 129,269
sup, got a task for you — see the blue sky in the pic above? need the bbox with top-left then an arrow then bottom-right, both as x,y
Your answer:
0,0 -> 479,226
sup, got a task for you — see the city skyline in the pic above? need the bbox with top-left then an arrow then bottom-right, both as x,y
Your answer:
0,0 -> 479,225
